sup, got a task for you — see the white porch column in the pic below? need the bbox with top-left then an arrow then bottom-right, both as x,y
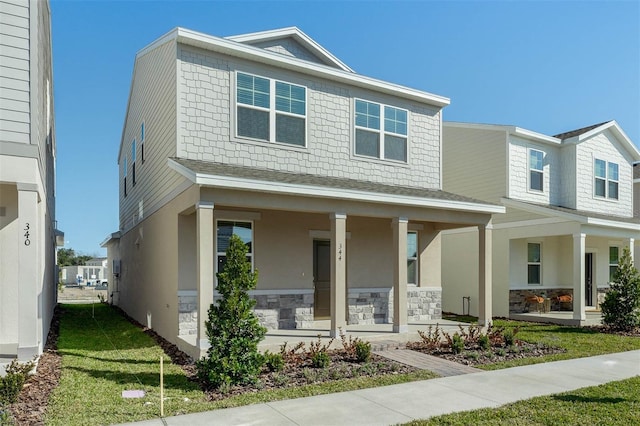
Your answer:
330,213 -> 347,337
478,223 -> 493,327
393,217 -> 409,333
573,233 -> 586,321
18,184 -> 39,359
196,201 -> 214,350
628,238 -> 635,263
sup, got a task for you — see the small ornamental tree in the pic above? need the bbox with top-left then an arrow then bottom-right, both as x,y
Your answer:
601,247 -> 640,331
196,234 -> 266,388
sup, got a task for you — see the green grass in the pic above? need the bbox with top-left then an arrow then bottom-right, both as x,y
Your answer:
408,376 -> 640,425
479,319 -> 640,370
45,304 -> 436,425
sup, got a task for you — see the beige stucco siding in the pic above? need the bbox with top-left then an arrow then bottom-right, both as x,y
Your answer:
442,126 -> 506,203
574,130 -> 634,216
119,39 -> 180,232
177,45 -> 442,190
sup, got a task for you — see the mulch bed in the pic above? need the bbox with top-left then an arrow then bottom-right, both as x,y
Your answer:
7,305 -> 639,424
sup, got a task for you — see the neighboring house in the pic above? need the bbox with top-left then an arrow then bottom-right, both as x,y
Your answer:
442,121 -> 640,325
60,257 -> 108,286
102,26 -> 504,359
0,0 -> 63,360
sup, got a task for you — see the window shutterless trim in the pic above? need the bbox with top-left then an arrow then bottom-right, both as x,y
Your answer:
528,148 -> 544,192
235,71 -> 307,147
527,242 -> 542,285
594,158 -> 619,200
353,98 -> 408,163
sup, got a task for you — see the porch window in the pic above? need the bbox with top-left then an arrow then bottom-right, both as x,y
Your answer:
236,72 -> 306,146
595,159 -> 618,200
609,246 -> 619,282
216,220 -> 253,273
527,243 -> 541,285
407,232 -> 418,285
355,99 -> 407,162
529,149 -> 543,191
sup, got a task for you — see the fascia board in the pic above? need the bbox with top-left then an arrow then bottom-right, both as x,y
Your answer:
100,231 -> 121,247
444,121 -> 510,132
511,127 -> 561,145
586,217 -> 640,231
175,28 -> 449,107
225,27 -> 354,73
168,160 -> 503,214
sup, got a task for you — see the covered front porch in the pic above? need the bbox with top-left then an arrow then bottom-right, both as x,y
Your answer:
502,199 -> 640,326
170,159 -> 504,360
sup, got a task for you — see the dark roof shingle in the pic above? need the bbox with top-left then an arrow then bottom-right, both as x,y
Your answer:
553,121 -> 611,140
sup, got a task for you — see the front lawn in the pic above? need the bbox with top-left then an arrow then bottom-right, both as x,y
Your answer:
409,376 -> 640,425
42,304 -> 434,425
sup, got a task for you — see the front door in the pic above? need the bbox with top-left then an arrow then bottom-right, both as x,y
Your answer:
313,240 -> 331,319
585,253 -> 594,306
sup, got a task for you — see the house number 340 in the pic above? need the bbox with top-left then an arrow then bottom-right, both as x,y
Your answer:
24,223 -> 31,246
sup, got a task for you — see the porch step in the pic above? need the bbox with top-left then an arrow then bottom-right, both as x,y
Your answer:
374,349 -> 482,377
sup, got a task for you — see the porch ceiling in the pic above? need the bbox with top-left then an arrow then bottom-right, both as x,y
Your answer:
169,158 -> 504,222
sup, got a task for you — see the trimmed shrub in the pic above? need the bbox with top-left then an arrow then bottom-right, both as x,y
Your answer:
264,351 -> 284,372
311,351 -> 330,369
354,340 -> 372,363
196,234 -> 267,388
601,247 -> 640,331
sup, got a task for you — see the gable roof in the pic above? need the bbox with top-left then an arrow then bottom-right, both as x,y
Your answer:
554,120 -> 640,161
552,121 -> 610,140
225,27 -> 354,73
169,157 -> 504,214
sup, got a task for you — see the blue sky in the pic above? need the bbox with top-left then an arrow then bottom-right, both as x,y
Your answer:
51,0 -> 639,256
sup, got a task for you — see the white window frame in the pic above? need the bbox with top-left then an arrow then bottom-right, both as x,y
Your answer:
594,159 -> 619,200
527,242 -> 542,285
354,98 -> 408,163
235,71 -> 307,147
407,231 -> 418,285
215,219 -> 254,275
528,148 -> 544,192
609,246 -> 620,282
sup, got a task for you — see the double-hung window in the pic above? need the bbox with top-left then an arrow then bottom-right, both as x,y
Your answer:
123,157 -> 128,197
527,243 -> 541,285
140,122 -> 145,164
595,159 -> 619,199
609,246 -> 619,282
216,221 -> 253,274
131,140 -> 136,186
236,72 -> 306,147
355,99 -> 408,162
407,232 -> 418,285
529,149 -> 544,191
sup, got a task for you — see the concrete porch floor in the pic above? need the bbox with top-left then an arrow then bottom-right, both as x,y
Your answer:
509,310 -> 603,326
177,319 -> 471,359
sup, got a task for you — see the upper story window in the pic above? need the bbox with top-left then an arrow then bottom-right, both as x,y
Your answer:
131,140 -> 136,186
140,122 -> 145,163
354,99 -> 408,162
236,72 -> 306,147
529,149 -> 544,192
594,159 -> 618,200
123,156 -> 128,197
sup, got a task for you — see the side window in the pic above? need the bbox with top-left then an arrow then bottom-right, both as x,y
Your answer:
141,122 -> 145,164
123,156 -> 127,197
407,231 -> 418,285
529,149 -> 544,191
595,159 -> 619,200
609,246 -> 619,282
354,99 -> 407,162
131,140 -> 136,186
527,243 -> 541,285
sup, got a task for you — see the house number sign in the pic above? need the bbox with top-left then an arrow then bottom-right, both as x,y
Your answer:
24,223 -> 31,246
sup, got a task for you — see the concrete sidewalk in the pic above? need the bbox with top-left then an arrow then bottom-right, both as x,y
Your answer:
119,350 -> 640,426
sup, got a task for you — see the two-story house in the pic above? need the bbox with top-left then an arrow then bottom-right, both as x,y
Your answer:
442,121 -> 640,325
0,0 -> 62,361
102,27 -> 504,359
